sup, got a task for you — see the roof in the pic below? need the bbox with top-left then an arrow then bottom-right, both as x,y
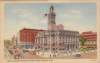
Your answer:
20,28 -> 45,32
80,31 -> 97,41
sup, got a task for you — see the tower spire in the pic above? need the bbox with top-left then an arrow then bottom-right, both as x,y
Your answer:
45,5 -> 56,30
48,5 -> 56,30
50,5 -> 54,12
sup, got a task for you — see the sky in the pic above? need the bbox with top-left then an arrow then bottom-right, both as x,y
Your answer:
4,3 -> 96,40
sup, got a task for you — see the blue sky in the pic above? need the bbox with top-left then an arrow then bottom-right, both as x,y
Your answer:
5,3 -> 96,40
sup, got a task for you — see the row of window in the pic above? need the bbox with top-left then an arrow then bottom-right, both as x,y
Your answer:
35,44 -> 78,51
38,31 -> 79,37
85,41 -> 96,45
35,37 -> 79,44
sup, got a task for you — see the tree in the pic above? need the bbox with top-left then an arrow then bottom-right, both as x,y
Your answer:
4,40 -> 12,49
80,37 -> 86,46
79,37 -> 88,53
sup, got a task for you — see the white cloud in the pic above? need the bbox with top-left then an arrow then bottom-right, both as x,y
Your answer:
65,9 -> 81,14
63,20 -> 96,33
14,9 -> 33,14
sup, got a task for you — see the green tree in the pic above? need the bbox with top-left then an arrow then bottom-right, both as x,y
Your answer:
4,40 -> 12,49
79,37 -> 88,53
80,37 -> 86,46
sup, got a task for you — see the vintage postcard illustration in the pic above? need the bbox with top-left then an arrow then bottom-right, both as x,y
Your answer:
0,0 -> 99,63
4,3 -> 97,59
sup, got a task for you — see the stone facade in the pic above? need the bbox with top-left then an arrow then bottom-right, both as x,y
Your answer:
34,30 -> 80,56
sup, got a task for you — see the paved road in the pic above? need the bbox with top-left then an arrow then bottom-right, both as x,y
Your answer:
5,48 -> 97,59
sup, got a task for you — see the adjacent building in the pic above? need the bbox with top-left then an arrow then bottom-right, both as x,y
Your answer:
80,31 -> 97,49
17,28 -> 44,49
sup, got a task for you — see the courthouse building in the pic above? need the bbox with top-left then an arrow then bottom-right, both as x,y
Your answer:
34,5 -> 80,56
34,30 -> 79,54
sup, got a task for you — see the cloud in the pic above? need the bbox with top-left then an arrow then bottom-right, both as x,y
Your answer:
63,20 -> 96,33
66,9 -> 81,14
56,9 -> 81,22
14,9 -> 33,17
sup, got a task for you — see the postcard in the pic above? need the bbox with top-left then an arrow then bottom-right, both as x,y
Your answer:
0,0 -> 99,63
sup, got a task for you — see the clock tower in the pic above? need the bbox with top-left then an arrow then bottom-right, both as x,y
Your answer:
45,5 -> 56,30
